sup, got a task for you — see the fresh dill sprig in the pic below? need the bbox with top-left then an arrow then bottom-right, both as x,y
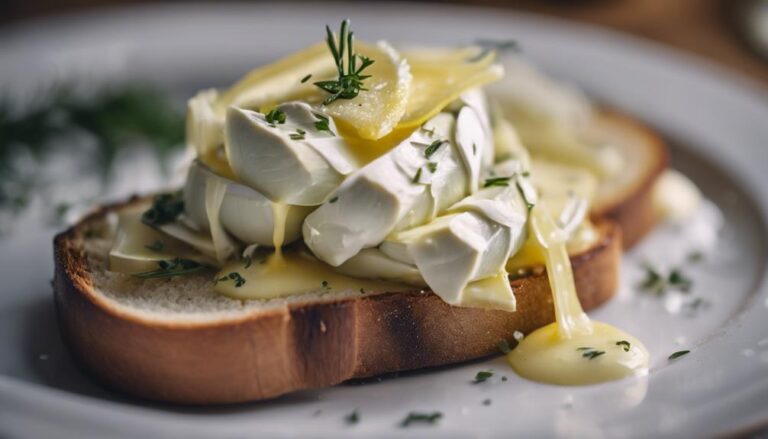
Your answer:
314,20 -> 375,105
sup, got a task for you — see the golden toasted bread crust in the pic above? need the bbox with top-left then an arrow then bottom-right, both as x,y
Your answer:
53,198 -> 621,404
591,110 -> 669,248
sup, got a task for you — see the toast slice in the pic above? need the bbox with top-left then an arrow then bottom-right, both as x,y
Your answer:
589,109 -> 669,248
53,197 -> 621,404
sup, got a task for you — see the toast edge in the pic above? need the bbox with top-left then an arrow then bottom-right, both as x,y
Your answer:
591,109 -> 669,248
53,200 -> 622,404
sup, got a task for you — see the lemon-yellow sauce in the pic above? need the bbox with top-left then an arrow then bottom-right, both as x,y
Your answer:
214,201 -> 407,299
507,206 -> 649,385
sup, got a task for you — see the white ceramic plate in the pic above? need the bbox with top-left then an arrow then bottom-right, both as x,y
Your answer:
0,3 -> 767,438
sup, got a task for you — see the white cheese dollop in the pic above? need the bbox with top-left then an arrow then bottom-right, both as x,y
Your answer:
303,108 -> 481,267
183,160 -> 311,247
380,184 -> 528,308
225,102 -> 356,206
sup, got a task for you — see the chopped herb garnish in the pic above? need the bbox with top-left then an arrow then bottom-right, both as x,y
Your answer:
313,113 -> 335,135
265,108 -> 286,125
497,339 -> 512,354
141,192 -> 184,226
579,348 -> 605,360
473,370 -> 493,383
243,255 -> 253,269
521,171 -> 531,177
400,411 -> 442,428
668,269 -> 693,292
289,128 -> 306,140
501,376 -> 508,382
483,176 -> 511,188
359,287 -> 366,294
301,74 -> 312,83
412,168 -> 423,183
217,272 -> 246,287
133,258 -> 202,279
329,196 -> 339,203
144,240 -> 164,252
639,264 -> 693,295
639,264 -> 665,294
616,340 -> 631,352
345,410 -> 359,425
687,251 -> 704,263
321,280 -> 329,288
314,20 -> 375,105
427,162 -> 438,173
424,140 -> 446,158
669,350 -> 690,360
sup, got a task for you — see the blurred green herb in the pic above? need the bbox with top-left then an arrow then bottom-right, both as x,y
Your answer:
0,83 -> 184,217
144,240 -> 165,252
483,176 -> 511,188
216,272 -> 246,288
473,370 -> 493,383
142,192 -> 184,226
344,410 -> 359,425
579,348 -> 605,360
400,411 -> 442,427
265,108 -> 286,125
133,258 -> 203,279
639,263 -> 693,295
497,339 -> 512,354
471,39 -> 519,62
668,350 -> 690,360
